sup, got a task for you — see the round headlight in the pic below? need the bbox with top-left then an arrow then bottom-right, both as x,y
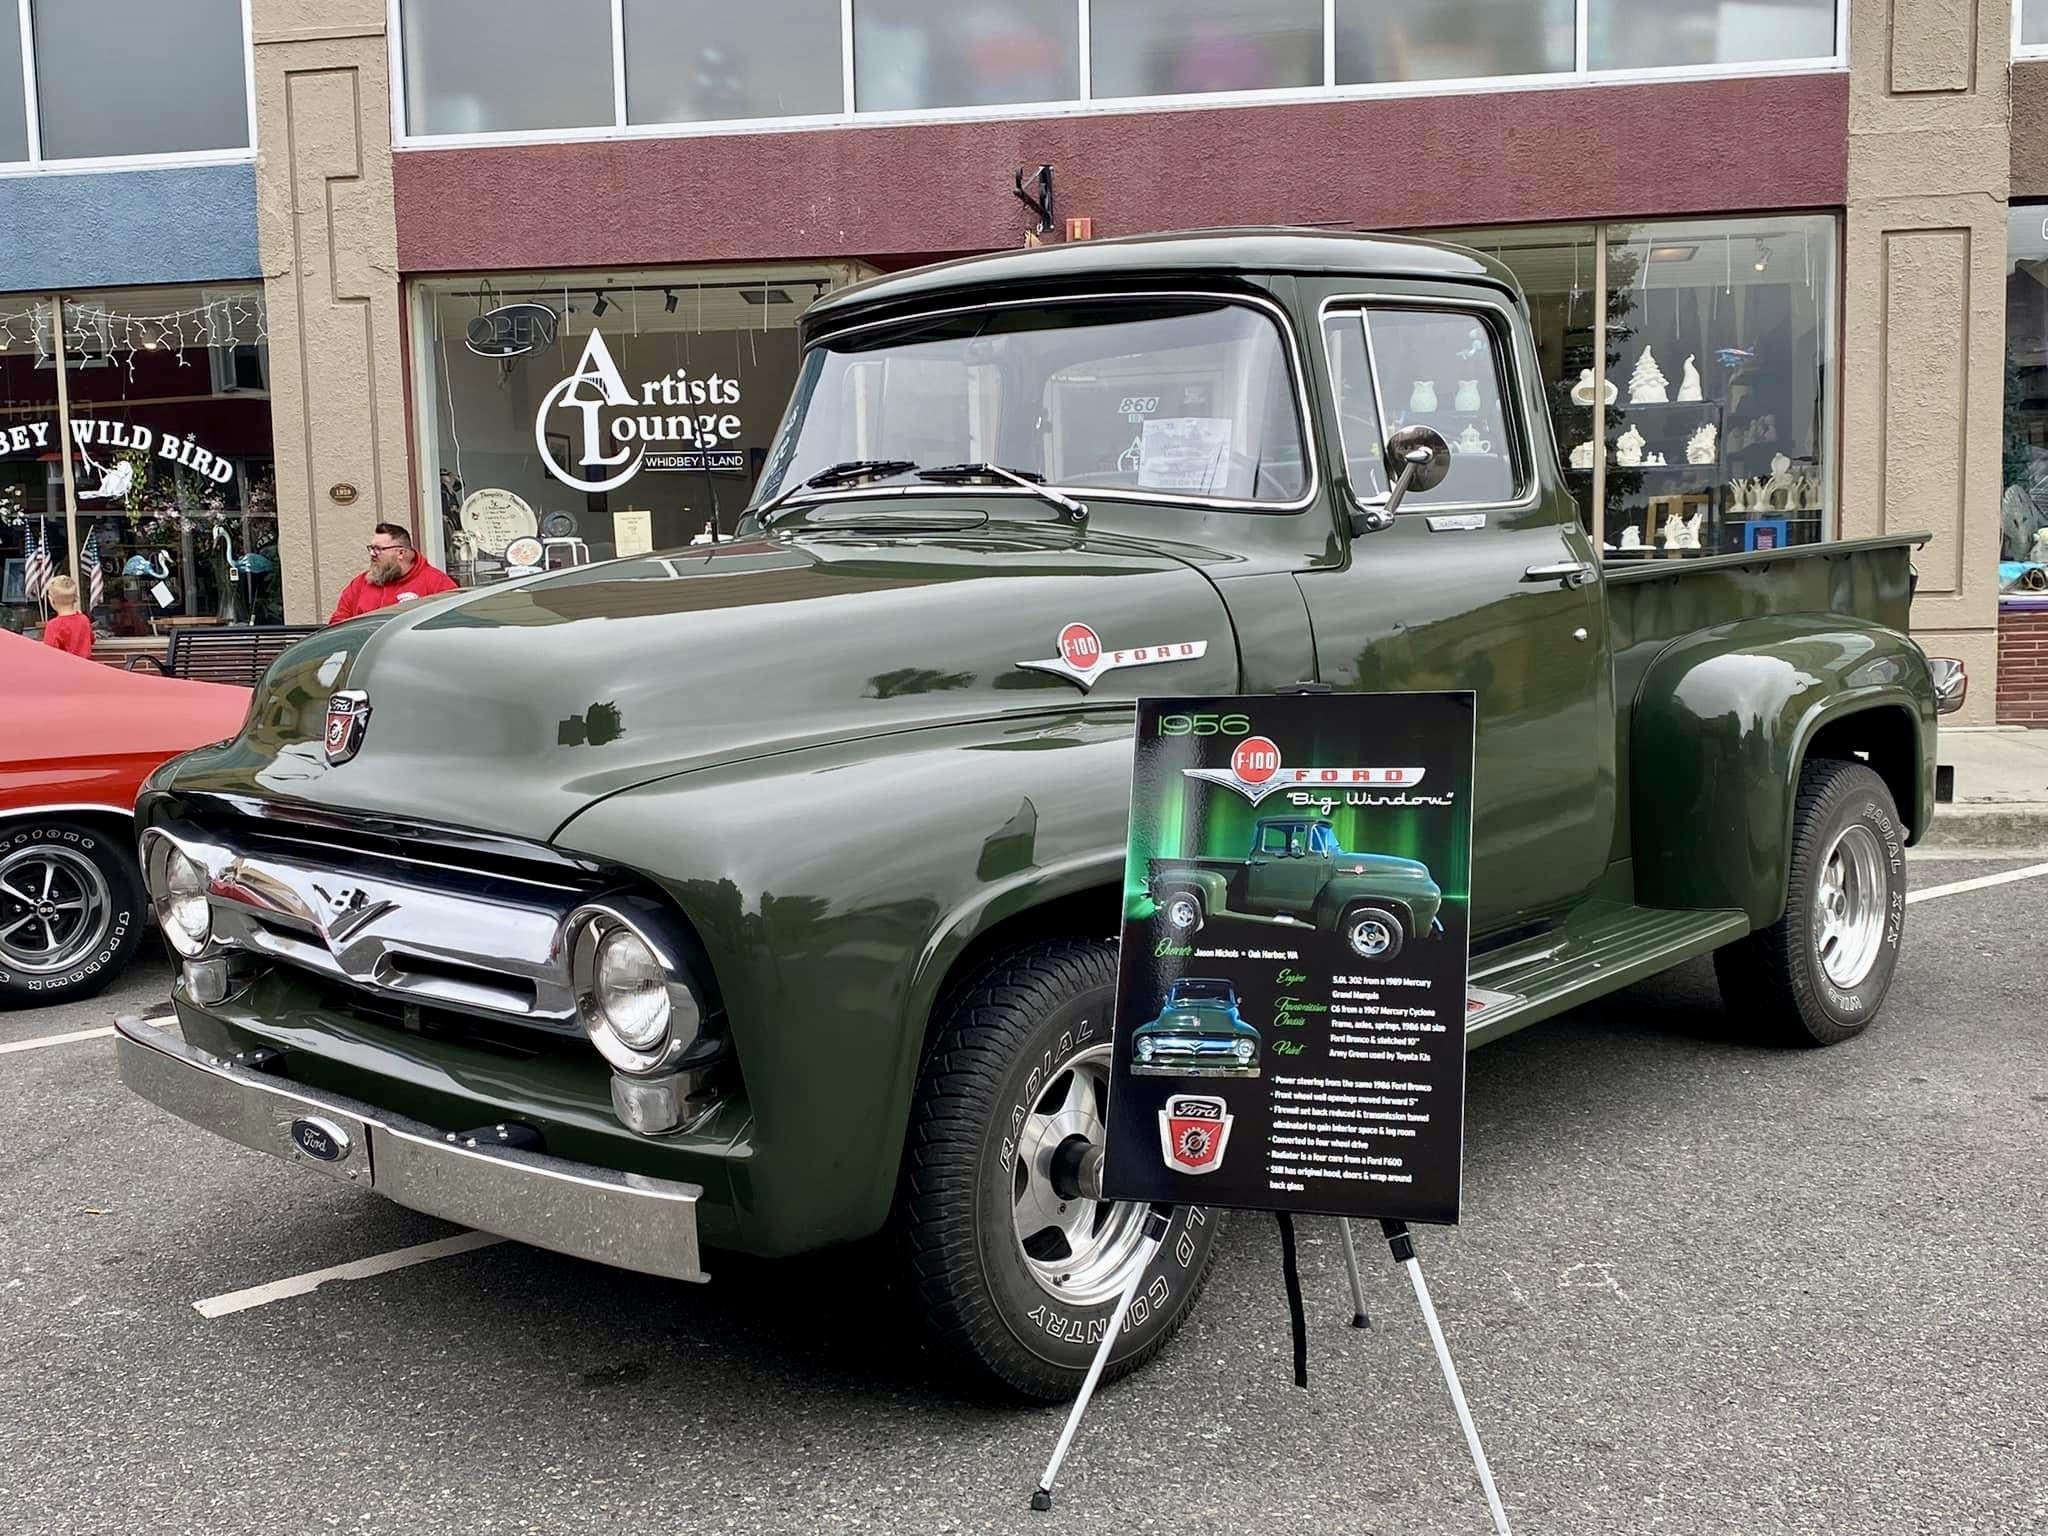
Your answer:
595,925 -> 670,1050
161,847 -> 212,957
1234,1039 -> 1255,1062
1136,1037 -> 1154,1062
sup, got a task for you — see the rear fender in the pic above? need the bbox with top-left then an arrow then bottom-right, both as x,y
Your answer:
1152,868 -> 1230,915
1629,616 -> 1935,927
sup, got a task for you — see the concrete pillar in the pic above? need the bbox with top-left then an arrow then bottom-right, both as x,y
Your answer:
249,0 -> 411,624
1841,0 -> 2011,721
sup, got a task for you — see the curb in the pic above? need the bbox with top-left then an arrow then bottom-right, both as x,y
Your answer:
1921,803 -> 2048,850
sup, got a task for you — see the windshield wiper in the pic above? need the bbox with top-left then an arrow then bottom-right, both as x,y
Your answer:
916,462 -> 1088,522
750,459 -> 921,525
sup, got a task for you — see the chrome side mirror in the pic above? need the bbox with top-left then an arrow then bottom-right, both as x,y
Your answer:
1354,425 -> 1451,535
1928,657 -> 1967,715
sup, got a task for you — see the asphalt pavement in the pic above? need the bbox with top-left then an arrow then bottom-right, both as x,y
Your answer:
2,859 -> 2044,1535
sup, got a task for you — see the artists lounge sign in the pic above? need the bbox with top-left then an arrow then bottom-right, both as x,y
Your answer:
0,417 -> 236,484
536,330 -> 745,493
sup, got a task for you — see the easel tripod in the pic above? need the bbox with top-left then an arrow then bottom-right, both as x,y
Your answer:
1030,1210 -> 1513,1536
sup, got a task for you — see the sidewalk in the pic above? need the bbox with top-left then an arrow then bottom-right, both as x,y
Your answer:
1927,725 -> 2048,850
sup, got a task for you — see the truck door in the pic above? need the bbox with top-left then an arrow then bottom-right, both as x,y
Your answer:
1296,293 -> 1615,936
1244,821 -> 1324,918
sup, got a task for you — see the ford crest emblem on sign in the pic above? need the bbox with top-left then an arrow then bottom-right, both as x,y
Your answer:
324,690 -> 371,765
289,1116 -> 352,1164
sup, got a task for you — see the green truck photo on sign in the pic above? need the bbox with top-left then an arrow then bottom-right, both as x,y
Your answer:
1106,692 -> 1477,1224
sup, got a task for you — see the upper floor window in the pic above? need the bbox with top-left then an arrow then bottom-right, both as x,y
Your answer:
390,0 -> 1843,142
3,0 -> 250,165
2021,0 -> 2048,50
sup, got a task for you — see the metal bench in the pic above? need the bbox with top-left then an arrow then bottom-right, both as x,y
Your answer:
124,624 -> 323,687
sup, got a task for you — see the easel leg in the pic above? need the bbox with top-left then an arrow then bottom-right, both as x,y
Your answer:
1031,1203 -> 1175,1512
1381,1221 -> 1512,1536
1337,1218 -> 1372,1328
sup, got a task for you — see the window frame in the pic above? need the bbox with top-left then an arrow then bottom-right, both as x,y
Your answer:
0,0 -> 256,175
385,0 -> 1849,151
1317,293 -> 1539,517
757,288 -> 1323,515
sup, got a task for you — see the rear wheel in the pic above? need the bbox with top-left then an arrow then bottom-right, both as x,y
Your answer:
1341,904 -> 1405,963
0,818 -> 146,1009
895,938 -> 1222,1399
1159,890 -> 1205,937
1714,759 -> 1906,1046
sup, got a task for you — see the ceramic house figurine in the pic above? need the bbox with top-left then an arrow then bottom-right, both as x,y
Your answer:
1616,424 -> 1646,466
1677,355 -> 1704,403
1410,379 -> 1438,413
1685,422 -> 1717,464
1454,379 -> 1482,412
1629,347 -> 1669,404
1569,439 -> 1597,469
1569,367 -> 1618,407
1619,526 -> 1643,550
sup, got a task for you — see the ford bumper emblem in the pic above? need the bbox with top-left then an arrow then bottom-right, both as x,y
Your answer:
289,1116 -> 352,1163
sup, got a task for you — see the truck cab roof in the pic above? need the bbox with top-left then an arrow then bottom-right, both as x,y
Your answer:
803,228 -> 1523,342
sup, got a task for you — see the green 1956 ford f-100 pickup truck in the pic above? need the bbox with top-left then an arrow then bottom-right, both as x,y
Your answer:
115,230 -> 1963,1399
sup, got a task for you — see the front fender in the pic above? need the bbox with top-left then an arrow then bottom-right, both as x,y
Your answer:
1629,616 -> 1935,927
552,708 -> 1136,1257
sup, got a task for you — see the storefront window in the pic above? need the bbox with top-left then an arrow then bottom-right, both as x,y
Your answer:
1586,0 -> 1835,70
1442,216 -> 1836,559
30,0 -> 249,159
854,0 -> 1079,110
0,20 -> 27,163
1336,0 -> 1574,85
2002,206 -> 2048,568
414,269 -> 848,586
401,0 -> 615,136
1,286 -> 279,642
2026,2 -> 2048,49
627,0 -> 843,123
1087,0 -> 1323,98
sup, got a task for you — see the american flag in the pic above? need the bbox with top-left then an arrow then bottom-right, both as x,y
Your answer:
22,522 -> 53,605
82,526 -> 104,611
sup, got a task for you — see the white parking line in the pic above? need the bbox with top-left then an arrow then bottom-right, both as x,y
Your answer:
0,1025 -> 115,1056
1909,860 -> 2048,906
193,1231 -> 505,1319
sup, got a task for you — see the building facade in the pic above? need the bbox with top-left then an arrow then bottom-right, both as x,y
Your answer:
6,0 -> 2046,722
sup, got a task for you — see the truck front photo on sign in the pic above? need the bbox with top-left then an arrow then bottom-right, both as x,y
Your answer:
1103,692 -> 1477,1226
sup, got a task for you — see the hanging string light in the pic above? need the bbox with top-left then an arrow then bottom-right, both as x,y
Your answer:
0,293 -> 267,377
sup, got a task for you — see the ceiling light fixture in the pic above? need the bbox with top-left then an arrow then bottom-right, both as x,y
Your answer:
663,289 -> 678,313
739,288 -> 793,306
1752,241 -> 1771,274
592,291 -> 611,317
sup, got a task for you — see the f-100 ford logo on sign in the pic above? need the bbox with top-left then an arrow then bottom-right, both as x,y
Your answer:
535,330 -> 744,494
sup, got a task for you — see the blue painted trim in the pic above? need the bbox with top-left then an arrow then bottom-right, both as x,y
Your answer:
0,163 -> 260,294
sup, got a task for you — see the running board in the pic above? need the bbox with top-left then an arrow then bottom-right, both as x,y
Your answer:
1465,902 -> 1750,1047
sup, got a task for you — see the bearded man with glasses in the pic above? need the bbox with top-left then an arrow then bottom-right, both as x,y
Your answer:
327,522 -> 459,624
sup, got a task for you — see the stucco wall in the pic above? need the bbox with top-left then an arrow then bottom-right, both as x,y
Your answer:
1839,0 -> 2010,721
250,0 -> 411,625
393,74 -> 1849,273
0,164 -> 259,295
2011,60 -> 2048,199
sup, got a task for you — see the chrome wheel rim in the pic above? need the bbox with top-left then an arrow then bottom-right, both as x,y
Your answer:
1348,916 -> 1392,957
0,844 -> 111,976
1165,897 -> 1198,931
1010,1044 -> 1150,1306
1814,823 -> 1888,990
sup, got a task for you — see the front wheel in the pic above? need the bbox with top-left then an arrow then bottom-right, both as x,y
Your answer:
1159,890 -> 1205,937
895,939 -> 1222,1399
0,818 -> 147,1009
1714,759 -> 1906,1046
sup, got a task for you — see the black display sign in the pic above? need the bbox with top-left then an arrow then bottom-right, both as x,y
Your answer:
1102,692 -> 1476,1225
465,302 -> 559,358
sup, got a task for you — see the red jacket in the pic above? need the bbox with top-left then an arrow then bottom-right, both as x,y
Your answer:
41,612 -> 94,658
328,558 -> 459,623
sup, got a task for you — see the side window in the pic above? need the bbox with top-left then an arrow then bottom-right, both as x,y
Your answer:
1362,308 -> 1524,506
1258,824 -> 1291,855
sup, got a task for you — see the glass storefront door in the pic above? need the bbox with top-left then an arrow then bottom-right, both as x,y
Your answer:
411,265 -> 864,586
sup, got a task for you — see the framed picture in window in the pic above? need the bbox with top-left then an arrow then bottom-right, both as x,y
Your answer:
1744,517 -> 1789,552
2,558 -> 25,605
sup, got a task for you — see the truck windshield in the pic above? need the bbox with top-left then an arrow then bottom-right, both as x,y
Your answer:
1169,980 -> 1234,1004
753,298 -> 1309,510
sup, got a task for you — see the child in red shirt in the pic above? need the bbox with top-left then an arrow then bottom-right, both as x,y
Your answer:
40,575 -> 94,659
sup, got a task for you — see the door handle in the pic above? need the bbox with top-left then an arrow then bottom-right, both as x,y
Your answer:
1523,560 -> 1598,589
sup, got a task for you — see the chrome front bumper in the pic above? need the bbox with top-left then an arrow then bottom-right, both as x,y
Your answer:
115,1013 -> 708,1283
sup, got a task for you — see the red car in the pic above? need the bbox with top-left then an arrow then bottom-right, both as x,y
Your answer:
1,631 -> 248,1007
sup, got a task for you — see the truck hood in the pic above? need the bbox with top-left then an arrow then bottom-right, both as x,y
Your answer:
167,527 -> 1240,842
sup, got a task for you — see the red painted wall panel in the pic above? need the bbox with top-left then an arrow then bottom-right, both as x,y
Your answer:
394,73 -> 1848,274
